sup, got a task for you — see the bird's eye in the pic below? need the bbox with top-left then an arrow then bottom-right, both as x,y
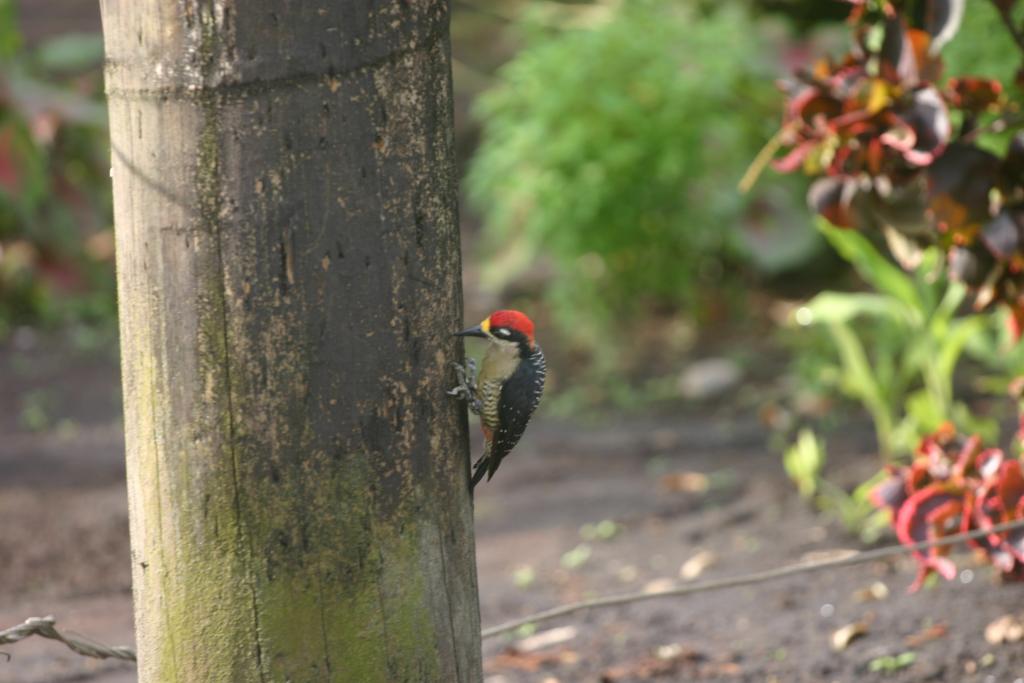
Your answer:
495,328 -> 511,337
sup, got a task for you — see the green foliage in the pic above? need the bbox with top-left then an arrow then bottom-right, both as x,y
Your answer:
780,218 -> 1013,539
771,0 -> 1024,320
32,33 -> 104,74
783,426 -> 889,542
18,388 -> 52,431
0,9 -> 114,336
512,565 -> 536,588
772,1 -> 1024,552
942,1 -> 1018,87
868,651 -> 916,674
467,0 -> 811,358
794,219 -> 996,459
560,543 -> 592,570
579,519 -> 621,542
783,427 -> 826,499
968,305 -> 1024,397
0,0 -> 20,59
816,470 -> 891,544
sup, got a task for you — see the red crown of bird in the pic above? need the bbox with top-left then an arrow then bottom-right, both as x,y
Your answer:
487,310 -> 535,344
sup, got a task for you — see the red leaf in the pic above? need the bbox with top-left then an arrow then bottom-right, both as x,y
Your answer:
895,485 -> 962,590
1008,303 -> 1024,341
953,434 -> 982,478
871,470 -> 909,512
947,77 -> 1002,112
882,426 -> 1024,584
928,143 -> 1000,234
789,88 -> 844,123
997,460 -> 1024,513
772,140 -> 818,173
977,448 -> 1005,481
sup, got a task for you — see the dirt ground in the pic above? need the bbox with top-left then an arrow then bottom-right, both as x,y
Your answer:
11,1 -> 1024,680
3,336 -> 1024,683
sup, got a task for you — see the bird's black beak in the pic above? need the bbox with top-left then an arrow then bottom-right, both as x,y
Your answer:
454,323 -> 488,339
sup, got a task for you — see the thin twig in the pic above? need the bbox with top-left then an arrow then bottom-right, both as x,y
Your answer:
989,0 -> 1024,56
0,616 -> 135,662
737,121 -> 798,195
482,517 -> 1024,639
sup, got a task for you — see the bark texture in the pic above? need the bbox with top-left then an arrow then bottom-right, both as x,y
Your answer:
99,1 -> 481,680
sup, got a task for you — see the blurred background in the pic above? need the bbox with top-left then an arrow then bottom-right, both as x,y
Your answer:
4,0 -> 1024,681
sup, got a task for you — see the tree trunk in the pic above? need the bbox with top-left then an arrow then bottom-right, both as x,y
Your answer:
99,1 -> 481,680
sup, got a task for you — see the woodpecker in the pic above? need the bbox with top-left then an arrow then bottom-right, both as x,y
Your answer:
448,310 -> 546,490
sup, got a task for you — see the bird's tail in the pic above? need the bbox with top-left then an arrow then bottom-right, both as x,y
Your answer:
470,461 -> 488,491
470,439 -> 492,492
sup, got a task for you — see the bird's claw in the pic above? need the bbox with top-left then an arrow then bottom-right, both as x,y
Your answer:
448,359 -> 481,414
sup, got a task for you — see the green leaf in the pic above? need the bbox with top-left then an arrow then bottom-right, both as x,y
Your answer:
936,316 -> 987,387
868,651 -> 916,673
951,402 -> 999,443
33,33 -> 104,73
802,291 -> 910,326
827,321 -> 896,456
784,428 -> 826,498
512,565 -> 536,588
816,478 -> 887,540
904,389 -> 945,435
929,278 -> 966,331
560,544 -> 592,570
817,218 -> 922,314
0,0 -> 20,60
829,323 -> 884,405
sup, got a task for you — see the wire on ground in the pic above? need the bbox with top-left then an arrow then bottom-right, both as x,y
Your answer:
482,517 -> 1024,638
6,518 -> 1024,661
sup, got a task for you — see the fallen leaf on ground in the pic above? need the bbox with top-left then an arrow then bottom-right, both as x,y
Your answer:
600,646 -> 704,681
516,626 -> 578,653
704,661 -> 743,676
831,621 -> 869,651
616,564 -> 638,583
903,622 -> 947,647
853,581 -> 890,602
659,471 -> 709,493
985,614 -> 1024,644
487,646 -> 579,673
655,643 -> 684,660
680,550 -> 717,580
